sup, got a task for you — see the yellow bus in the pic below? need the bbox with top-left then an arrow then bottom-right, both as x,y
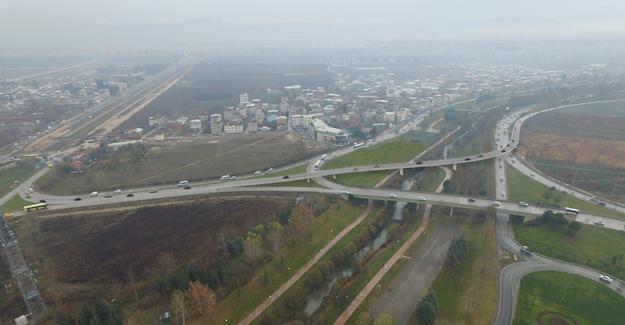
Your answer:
23,203 -> 47,212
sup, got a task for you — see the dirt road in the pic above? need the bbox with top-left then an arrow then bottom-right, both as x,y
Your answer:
333,166 -> 452,325
368,222 -> 461,324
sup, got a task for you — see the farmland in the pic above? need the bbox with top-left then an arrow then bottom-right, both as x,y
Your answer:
35,132 -> 327,195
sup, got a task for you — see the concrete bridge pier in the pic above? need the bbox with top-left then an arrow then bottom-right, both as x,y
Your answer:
332,174 -> 336,179
307,178 -> 310,183
449,206 -> 454,217
399,168 -> 404,176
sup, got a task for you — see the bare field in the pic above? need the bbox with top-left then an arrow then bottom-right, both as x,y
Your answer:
521,133 -> 625,171
524,112 -> 625,140
36,132 -> 328,194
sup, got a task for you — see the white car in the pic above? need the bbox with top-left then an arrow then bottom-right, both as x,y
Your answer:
493,201 -> 501,207
417,196 -> 426,201
594,220 -> 605,226
341,190 -> 350,195
89,191 -> 99,197
389,193 -> 398,198
519,201 -> 529,207
114,189 -> 122,194
219,175 -> 231,181
254,170 -> 262,175
599,275 -> 613,283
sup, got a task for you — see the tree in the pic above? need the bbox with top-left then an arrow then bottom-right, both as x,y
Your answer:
266,221 -> 285,254
55,312 -> 77,325
288,204 -> 314,237
262,268 -> 270,285
568,221 -> 582,232
243,232 -> 262,264
354,312 -> 373,325
417,292 -> 438,325
373,313 -> 393,325
185,281 -> 217,317
79,305 -> 94,325
171,290 -> 187,325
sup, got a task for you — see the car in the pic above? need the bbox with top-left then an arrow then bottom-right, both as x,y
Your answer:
599,275 -> 613,283
266,168 -> 274,173
219,175 -> 231,181
530,173 -> 535,177
415,161 -> 423,165
126,193 -> 134,197
389,193 -> 398,198
594,220 -> 605,226
499,176 -> 504,182
149,189 -> 158,193
177,180 -> 190,187
519,201 -> 529,207
89,191 -> 99,197
230,176 -> 237,180
282,175 -> 290,179
39,199 -> 46,203
477,154 -> 483,158
183,186 -> 191,190
493,201 -> 501,206
114,189 -> 122,194
254,170 -> 262,175
341,190 -> 350,195
501,192 -> 505,197
468,198 -> 476,203
373,164 -> 380,168
104,193 -> 113,198
353,167 -> 359,171
417,196 -> 426,201
520,245 -> 532,255
598,201 -> 607,206
501,150 -> 506,153
74,197 -> 82,201
464,158 -> 471,161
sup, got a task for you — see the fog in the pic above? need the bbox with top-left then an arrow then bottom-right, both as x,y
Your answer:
1,0 -> 625,55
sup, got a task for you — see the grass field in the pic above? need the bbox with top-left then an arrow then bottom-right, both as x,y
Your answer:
322,134 -> 430,170
514,271 -> 625,325
259,164 -> 308,178
0,162 -> 37,197
0,194 -> 34,213
424,217 -> 498,325
506,164 -> 625,220
513,222 -> 625,280
209,200 -> 366,324
414,168 -> 446,193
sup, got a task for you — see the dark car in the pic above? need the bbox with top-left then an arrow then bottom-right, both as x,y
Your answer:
468,198 -> 476,203
373,164 -> 380,168
184,186 -> 191,190
353,167 -> 359,171
415,161 -> 423,165
149,189 -> 158,193
501,150 -> 506,153
282,175 -> 290,179
126,193 -> 134,197
74,197 -> 82,201
464,158 -> 471,161
39,199 -> 46,203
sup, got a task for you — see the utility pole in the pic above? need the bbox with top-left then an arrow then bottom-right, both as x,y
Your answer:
0,216 -> 47,322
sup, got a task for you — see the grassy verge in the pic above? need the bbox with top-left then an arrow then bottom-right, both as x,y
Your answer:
323,134 -> 430,169
329,171 -> 393,188
514,271 -> 625,325
209,200 -> 366,324
413,168 -> 445,193
513,222 -> 625,280
506,163 -> 625,220
259,164 -> 308,178
0,162 -> 37,197
1,194 -> 35,213
423,217 -> 498,325
264,179 -> 323,188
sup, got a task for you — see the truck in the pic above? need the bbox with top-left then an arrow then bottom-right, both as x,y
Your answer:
314,160 -> 322,170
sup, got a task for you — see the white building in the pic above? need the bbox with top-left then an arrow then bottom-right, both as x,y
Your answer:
309,119 -> 347,146
224,122 -> 244,134
239,93 -> 249,105
210,114 -> 223,135
189,119 -> 202,131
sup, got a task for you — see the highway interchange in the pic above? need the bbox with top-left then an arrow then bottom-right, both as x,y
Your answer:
8,88 -> 625,324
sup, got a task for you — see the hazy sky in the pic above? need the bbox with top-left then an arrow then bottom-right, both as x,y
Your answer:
1,0 -> 625,54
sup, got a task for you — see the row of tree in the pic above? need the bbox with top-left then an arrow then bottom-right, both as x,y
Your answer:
55,299 -> 123,325
446,236 -> 468,266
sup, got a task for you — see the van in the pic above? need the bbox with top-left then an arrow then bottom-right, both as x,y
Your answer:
177,180 -> 190,187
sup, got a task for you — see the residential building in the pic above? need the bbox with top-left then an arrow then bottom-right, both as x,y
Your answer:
189,119 -> 202,132
309,119 -> 348,146
210,114 -> 223,135
224,122 -> 244,134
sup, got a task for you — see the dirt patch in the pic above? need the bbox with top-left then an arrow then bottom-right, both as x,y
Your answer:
521,133 -> 625,171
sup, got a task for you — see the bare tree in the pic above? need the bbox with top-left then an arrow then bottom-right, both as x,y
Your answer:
266,221 -> 284,254
171,290 -> 187,325
243,232 -> 262,263
185,281 -> 217,317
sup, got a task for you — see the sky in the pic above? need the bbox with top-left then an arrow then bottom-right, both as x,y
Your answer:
1,0 -> 625,54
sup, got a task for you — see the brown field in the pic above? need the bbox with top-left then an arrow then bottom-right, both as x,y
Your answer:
524,112 -> 625,141
36,131 -> 328,195
1,196 -> 293,324
521,133 -> 625,171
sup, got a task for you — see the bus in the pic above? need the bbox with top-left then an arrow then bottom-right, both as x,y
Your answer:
24,203 -> 47,212
353,142 -> 365,149
564,207 -> 580,214
314,160 -> 322,170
